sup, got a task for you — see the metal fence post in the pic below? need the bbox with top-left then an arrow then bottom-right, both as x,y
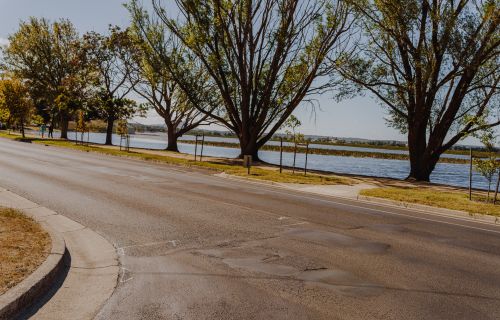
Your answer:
200,134 -> 205,161
194,136 -> 198,161
279,138 -> 283,174
469,148 -> 473,201
292,142 -> 297,174
304,143 -> 309,176
494,169 -> 500,204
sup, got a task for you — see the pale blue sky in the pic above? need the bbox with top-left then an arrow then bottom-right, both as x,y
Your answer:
1,0 -> 469,143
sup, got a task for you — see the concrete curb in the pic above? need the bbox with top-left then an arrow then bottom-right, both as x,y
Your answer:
356,195 -> 500,224
0,215 -> 67,320
0,188 -> 119,319
217,173 -> 500,226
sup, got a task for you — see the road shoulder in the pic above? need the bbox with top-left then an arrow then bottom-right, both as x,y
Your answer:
216,173 -> 500,226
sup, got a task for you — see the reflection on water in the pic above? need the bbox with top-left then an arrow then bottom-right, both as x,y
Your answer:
39,130 -> 489,190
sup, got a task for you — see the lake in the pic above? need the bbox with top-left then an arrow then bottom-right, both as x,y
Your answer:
41,130 -> 491,190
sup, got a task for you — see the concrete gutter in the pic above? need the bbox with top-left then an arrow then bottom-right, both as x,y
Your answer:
0,188 -> 119,320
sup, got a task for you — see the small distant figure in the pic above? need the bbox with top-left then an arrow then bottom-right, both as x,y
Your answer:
40,124 -> 47,138
48,124 -> 54,138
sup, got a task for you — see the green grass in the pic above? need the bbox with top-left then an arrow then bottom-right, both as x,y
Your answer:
0,132 -> 353,185
360,187 -> 500,217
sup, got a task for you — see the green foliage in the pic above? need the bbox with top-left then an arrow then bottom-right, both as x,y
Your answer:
2,18 -> 88,122
473,131 -> 500,200
83,26 -> 142,122
75,110 -> 88,132
282,115 -> 305,142
336,0 -> 500,179
0,76 -> 34,136
127,1 -> 218,143
116,119 -> 129,136
134,0 -> 354,156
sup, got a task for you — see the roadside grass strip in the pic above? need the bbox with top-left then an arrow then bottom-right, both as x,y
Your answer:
0,208 -> 50,295
0,132 -> 353,185
361,187 -> 500,217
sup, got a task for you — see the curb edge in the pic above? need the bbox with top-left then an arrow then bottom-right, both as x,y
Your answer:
0,217 -> 67,320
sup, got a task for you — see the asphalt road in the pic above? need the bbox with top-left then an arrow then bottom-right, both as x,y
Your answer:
1,138 -> 500,320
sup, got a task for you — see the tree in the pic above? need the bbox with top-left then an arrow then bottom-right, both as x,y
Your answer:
83,27 -> 143,145
336,0 -> 500,181
474,156 -> 498,202
473,130 -> 499,202
1,18 -> 88,139
143,0 -> 354,160
282,115 -> 304,142
128,5 -> 217,152
0,77 -> 34,138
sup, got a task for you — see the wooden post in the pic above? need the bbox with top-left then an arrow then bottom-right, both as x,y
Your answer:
243,155 -> 252,175
469,148 -> 473,201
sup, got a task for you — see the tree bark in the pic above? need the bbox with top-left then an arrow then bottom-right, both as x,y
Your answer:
60,112 -> 69,140
406,157 -> 438,182
20,119 -> 25,139
406,126 -> 439,182
105,115 -> 115,145
238,133 -> 261,161
166,125 -> 179,152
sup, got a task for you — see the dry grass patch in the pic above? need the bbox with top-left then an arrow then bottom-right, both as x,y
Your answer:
0,208 -> 50,295
225,167 -> 354,185
360,187 -> 500,217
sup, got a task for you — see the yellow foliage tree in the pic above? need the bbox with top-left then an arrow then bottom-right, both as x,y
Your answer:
0,77 -> 34,138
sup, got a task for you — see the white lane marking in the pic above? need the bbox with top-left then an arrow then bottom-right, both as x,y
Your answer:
215,175 -> 500,235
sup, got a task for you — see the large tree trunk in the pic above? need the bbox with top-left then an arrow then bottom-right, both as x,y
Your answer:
20,119 -> 25,139
238,132 -> 261,161
166,125 -> 179,152
60,112 -> 69,140
406,125 -> 439,182
407,155 -> 439,182
105,115 -> 115,145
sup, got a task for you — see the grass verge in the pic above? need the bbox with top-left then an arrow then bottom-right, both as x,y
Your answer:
360,187 -> 500,217
0,132 -> 354,185
0,208 -> 50,295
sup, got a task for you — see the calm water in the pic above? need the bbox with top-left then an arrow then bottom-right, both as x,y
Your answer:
178,134 -> 467,159
41,130 -> 489,190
